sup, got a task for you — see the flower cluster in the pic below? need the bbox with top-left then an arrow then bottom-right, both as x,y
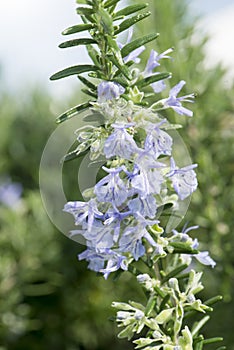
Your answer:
63,60 -> 214,279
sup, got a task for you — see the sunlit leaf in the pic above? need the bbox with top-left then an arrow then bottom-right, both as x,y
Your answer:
99,7 -> 114,34
76,7 -> 94,16
114,12 -> 151,35
114,4 -> 148,19
59,38 -> 97,49
62,23 -> 94,35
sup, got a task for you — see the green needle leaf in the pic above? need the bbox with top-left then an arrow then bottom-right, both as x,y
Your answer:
99,7 -> 114,34
161,264 -> 188,283
192,316 -> 210,337
114,3 -> 148,18
167,241 -> 198,254
62,23 -> 94,35
55,102 -> 91,124
76,6 -> 94,16
145,294 -> 156,316
136,72 -> 171,88
59,38 -> 97,49
50,65 -> 99,80
110,55 -> 132,80
204,295 -> 223,306
78,75 -> 97,91
203,338 -> 223,345
114,12 -> 151,35
121,33 -> 159,59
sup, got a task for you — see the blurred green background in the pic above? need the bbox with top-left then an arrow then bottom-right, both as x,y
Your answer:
0,0 -> 234,349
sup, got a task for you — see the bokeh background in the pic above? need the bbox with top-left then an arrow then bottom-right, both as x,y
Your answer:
0,0 -> 234,349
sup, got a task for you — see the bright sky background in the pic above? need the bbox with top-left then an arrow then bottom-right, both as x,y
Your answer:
0,0 -> 234,97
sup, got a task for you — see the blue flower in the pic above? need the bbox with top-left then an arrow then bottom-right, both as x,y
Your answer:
78,248 -> 106,272
144,48 -> 173,77
130,167 -> 164,198
192,239 -> 216,268
104,123 -> 139,159
167,158 -> 198,200
104,206 -> 132,243
128,195 -> 157,219
119,214 -> 158,260
144,120 -> 173,158
144,48 -> 173,93
97,81 -> 125,103
161,80 -> 195,117
63,199 -> 103,231
72,220 -> 115,250
78,247 -> 127,279
172,225 -> 216,268
99,249 -> 128,279
94,166 -> 128,206
130,152 -> 165,198
195,251 -> 216,268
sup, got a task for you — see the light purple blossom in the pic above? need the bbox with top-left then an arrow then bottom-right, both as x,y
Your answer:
79,248 -> 106,272
97,81 -> 125,103
162,80 -> 195,117
144,120 -> 173,158
63,199 -> 103,231
104,206 -> 132,243
167,158 -> 198,200
104,123 -> 139,159
143,49 -> 173,94
119,219 -> 157,260
144,48 -> 173,77
100,249 -> 128,279
128,195 -> 157,219
131,167 -> 164,198
78,247 -> 128,279
94,166 -> 128,206
71,221 -> 114,250
130,152 -> 165,198
172,226 -> 216,268
192,239 -> 216,268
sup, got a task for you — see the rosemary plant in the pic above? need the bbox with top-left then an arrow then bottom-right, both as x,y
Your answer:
50,0 -> 225,349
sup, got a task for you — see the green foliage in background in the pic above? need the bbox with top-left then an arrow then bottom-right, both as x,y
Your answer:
0,0 -> 234,349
